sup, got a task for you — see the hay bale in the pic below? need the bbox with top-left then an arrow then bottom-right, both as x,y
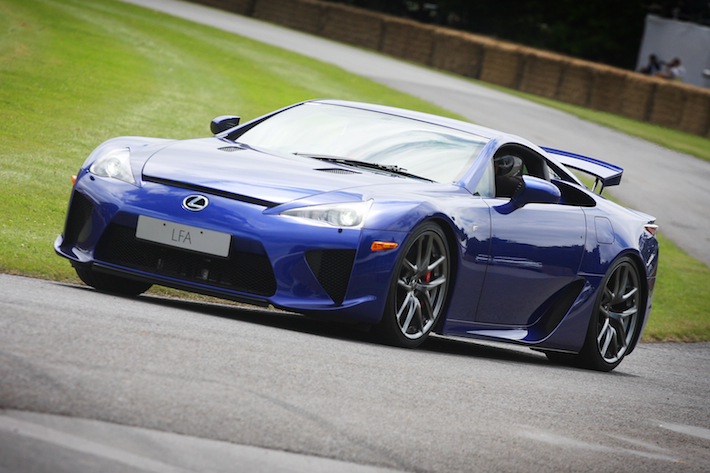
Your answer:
321,3 -> 384,51
588,66 -> 629,114
380,17 -> 436,65
557,59 -> 594,106
519,50 -> 565,99
677,84 -> 710,136
480,41 -> 525,89
253,0 -> 324,35
618,74 -> 657,122
195,0 -> 257,15
430,30 -> 488,79
648,81 -> 686,129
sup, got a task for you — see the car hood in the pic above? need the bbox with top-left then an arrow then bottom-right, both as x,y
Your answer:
141,138 -> 402,205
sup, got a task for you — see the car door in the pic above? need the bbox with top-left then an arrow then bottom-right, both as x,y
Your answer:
473,144 -> 586,326
474,201 -> 585,326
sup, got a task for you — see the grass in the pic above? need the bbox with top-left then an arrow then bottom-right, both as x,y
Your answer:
646,234 -> 710,341
1,0 -> 708,341
0,0 -> 460,281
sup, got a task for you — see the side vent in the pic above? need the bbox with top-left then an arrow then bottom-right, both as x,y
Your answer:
218,146 -> 245,152
63,191 -> 94,247
305,250 -> 357,304
540,279 -> 586,335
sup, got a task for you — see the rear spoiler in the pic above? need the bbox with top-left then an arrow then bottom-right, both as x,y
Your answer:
542,147 -> 623,195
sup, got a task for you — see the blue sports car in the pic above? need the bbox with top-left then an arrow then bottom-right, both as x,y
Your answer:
55,99 -> 658,371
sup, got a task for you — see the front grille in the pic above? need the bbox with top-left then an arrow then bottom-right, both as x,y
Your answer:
96,224 -> 277,296
64,191 -> 94,246
306,249 -> 356,304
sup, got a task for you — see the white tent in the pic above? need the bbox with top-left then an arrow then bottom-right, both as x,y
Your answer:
636,14 -> 710,88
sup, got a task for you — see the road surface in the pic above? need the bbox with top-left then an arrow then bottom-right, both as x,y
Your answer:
1,274 -> 709,472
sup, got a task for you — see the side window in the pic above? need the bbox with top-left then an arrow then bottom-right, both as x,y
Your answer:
491,144 -> 552,199
474,158 -> 496,198
494,155 -> 524,198
546,162 -> 563,180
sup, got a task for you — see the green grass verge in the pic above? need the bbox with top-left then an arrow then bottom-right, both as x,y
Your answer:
1,0 -> 708,341
0,0 -> 460,281
646,234 -> 710,342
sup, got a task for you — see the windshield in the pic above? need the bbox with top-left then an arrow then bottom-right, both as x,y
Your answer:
235,102 -> 489,183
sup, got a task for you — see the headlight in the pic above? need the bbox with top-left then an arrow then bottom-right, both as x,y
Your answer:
89,148 -> 134,184
280,200 -> 373,228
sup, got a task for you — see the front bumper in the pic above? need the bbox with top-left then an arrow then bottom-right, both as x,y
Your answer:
55,176 -> 408,323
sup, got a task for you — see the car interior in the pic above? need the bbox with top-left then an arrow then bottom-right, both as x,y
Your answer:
493,144 -> 595,207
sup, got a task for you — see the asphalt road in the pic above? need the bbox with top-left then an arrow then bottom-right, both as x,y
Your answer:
2,274 -> 710,472
123,0 -> 710,269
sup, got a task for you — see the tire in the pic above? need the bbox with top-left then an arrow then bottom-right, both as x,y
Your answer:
374,222 -> 450,348
75,265 -> 152,297
577,256 -> 643,372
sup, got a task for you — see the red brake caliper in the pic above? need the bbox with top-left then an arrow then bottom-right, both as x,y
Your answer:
418,272 -> 431,307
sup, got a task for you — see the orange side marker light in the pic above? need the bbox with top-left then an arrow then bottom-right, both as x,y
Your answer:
371,241 -> 398,251
71,175 -> 77,186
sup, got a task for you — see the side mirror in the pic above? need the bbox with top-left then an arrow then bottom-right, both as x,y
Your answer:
210,115 -> 241,135
496,176 -> 561,214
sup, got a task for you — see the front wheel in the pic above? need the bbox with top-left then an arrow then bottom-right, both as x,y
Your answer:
374,222 -> 450,348
577,256 -> 643,371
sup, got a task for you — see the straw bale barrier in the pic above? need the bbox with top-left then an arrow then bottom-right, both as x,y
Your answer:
678,86 -> 710,137
190,0 -> 710,138
320,4 -> 384,51
430,30 -> 487,79
619,73 -> 656,122
519,50 -> 565,99
253,0 -> 325,35
380,17 -> 437,66
196,0 -> 256,15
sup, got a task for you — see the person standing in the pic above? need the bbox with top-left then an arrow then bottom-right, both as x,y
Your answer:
655,57 -> 686,81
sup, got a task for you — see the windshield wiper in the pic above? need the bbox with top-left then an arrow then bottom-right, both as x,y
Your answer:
295,153 -> 432,182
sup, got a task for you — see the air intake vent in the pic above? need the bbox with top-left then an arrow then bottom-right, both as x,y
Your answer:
218,146 -> 244,152
64,191 -> 94,247
305,249 -> 356,304
317,168 -> 361,175
96,224 -> 277,297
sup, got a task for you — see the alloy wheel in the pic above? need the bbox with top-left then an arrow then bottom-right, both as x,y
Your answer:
393,228 -> 449,341
594,259 -> 640,365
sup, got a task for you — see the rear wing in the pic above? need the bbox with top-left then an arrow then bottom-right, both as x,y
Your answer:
542,147 -> 623,195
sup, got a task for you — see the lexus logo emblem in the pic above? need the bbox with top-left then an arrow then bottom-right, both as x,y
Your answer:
182,195 -> 209,211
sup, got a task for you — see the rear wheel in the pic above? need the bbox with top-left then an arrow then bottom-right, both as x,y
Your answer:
578,256 -> 642,371
75,265 -> 152,297
374,223 -> 450,348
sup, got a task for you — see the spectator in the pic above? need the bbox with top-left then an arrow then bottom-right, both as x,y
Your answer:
655,57 -> 686,81
639,54 -> 664,75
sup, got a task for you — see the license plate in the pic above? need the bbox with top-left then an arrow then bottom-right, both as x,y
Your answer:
135,215 -> 231,257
